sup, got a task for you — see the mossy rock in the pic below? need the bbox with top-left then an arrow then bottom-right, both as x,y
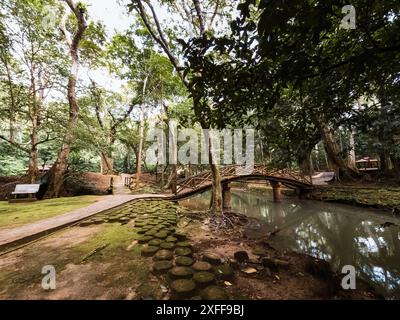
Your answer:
153,249 -> 174,261
201,286 -> 229,300
168,266 -> 194,280
154,231 -> 169,239
170,279 -> 196,298
193,272 -> 216,287
135,221 -> 147,227
152,260 -> 173,274
214,264 -> 234,280
174,232 -> 187,241
138,235 -> 153,244
136,228 -> 146,234
148,239 -> 162,246
192,261 -> 212,272
203,253 -> 222,265
141,246 -> 159,257
119,217 -> 131,224
175,247 -> 192,257
166,236 -> 178,243
145,230 -> 158,236
175,256 -> 194,267
160,242 -> 175,250
176,241 -> 191,248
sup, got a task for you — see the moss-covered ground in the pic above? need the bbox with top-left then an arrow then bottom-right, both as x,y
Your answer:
0,196 -> 103,229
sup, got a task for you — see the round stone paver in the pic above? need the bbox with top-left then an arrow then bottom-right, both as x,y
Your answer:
160,242 -> 175,250
168,266 -> 194,280
175,256 -> 194,267
141,246 -> 159,257
153,249 -> 174,261
201,286 -> 229,300
203,253 -> 222,265
175,247 -> 192,257
193,272 -> 216,286
152,260 -> 173,274
170,279 -> 196,298
192,261 -> 212,272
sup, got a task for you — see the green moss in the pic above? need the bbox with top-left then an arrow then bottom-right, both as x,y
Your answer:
0,196 -> 101,229
315,187 -> 400,208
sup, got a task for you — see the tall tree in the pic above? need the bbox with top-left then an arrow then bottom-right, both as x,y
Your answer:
47,0 -> 88,196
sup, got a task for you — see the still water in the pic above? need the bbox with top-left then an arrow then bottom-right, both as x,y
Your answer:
180,189 -> 400,299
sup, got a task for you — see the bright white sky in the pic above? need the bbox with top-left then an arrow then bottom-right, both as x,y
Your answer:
86,0 -> 132,36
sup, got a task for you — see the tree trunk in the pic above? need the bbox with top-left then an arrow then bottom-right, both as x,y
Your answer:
390,155 -> 400,175
135,110 -> 145,187
320,124 -> 359,180
47,1 -> 87,197
207,131 -> 223,214
100,152 -> 114,175
348,127 -> 356,168
299,149 -> 314,176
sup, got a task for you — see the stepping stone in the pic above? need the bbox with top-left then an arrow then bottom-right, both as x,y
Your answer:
119,217 -> 130,224
166,236 -> 177,243
203,253 -> 222,265
175,247 -> 192,257
201,286 -> 229,300
135,222 -> 147,227
174,232 -> 187,241
153,249 -> 174,261
170,279 -> 196,298
138,235 -> 153,244
148,239 -> 162,246
154,231 -> 169,239
192,261 -> 212,272
141,246 -> 159,257
145,230 -> 158,236
160,242 -> 175,250
175,256 -> 194,267
168,266 -> 194,280
176,241 -> 191,248
214,264 -> 234,280
152,260 -> 173,274
193,272 -> 216,287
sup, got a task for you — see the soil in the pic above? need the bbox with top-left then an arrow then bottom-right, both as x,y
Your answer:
0,198 -> 381,300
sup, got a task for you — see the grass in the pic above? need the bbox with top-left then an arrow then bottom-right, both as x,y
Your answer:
0,195 -> 102,229
318,187 -> 400,208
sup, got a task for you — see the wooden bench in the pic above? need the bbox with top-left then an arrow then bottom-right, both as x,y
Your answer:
9,184 -> 40,203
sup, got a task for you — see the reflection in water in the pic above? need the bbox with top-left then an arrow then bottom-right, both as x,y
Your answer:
180,189 -> 400,299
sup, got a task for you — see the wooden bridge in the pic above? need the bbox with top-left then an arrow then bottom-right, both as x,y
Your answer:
175,164 -> 313,206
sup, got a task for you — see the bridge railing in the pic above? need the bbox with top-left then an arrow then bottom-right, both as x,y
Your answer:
176,164 -> 312,194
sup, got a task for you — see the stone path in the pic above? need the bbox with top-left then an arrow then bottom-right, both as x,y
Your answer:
0,188 -> 168,252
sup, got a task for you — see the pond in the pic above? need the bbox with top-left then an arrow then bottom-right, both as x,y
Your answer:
180,189 -> 400,299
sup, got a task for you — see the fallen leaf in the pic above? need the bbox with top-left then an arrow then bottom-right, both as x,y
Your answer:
275,275 -> 280,280
224,281 -> 233,286
241,267 -> 257,274
160,285 -> 168,293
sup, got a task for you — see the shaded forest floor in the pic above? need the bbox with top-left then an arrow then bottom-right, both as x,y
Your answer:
0,199 -> 380,300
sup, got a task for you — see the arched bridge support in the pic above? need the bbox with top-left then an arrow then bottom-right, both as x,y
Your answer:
270,181 -> 282,203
